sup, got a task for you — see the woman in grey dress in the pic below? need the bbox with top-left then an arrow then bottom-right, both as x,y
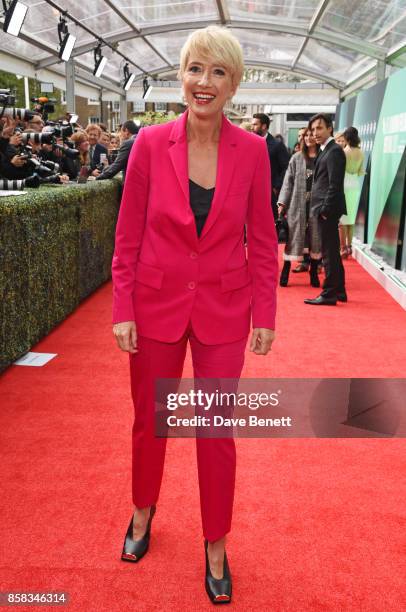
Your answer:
277,128 -> 322,287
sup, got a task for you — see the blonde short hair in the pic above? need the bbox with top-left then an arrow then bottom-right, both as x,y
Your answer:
178,26 -> 244,89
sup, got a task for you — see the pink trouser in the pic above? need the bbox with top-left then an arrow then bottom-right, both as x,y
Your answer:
129,323 -> 247,542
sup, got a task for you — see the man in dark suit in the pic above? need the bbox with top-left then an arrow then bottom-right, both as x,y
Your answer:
85,124 -> 108,170
95,121 -> 139,181
251,113 -> 290,219
304,113 -> 347,306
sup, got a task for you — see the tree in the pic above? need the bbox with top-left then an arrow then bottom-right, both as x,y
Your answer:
0,70 -> 65,119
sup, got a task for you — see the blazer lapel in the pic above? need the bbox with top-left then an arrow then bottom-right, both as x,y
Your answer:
168,111 -> 238,240
314,144 -> 329,179
315,139 -> 334,166
168,110 -> 190,206
200,115 -> 237,239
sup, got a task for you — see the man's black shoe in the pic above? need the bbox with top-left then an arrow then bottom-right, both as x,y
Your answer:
304,295 -> 337,306
337,292 -> 348,302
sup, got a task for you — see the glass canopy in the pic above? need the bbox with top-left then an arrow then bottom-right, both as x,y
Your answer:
0,0 -> 405,92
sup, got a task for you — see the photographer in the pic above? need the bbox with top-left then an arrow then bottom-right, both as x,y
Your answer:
39,126 -> 65,164
60,130 -> 100,180
95,121 -> 139,181
39,140 -> 63,164
0,119 -> 68,184
27,115 -> 45,133
0,116 -> 21,154
27,137 -> 69,184
0,117 -> 31,180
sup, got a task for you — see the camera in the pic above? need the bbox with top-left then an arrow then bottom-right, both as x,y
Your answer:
0,176 -> 40,189
16,144 -> 56,178
41,160 -> 60,174
26,155 -> 55,177
0,89 -> 37,121
0,107 -> 37,122
53,142 -> 80,159
44,121 -> 78,159
0,89 -> 15,106
45,120 -> 74,140
17,124 -> 79,160
31,96 -> 57,121
18,131 -> 54,145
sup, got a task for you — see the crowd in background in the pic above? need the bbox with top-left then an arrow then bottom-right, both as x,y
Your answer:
273,116 -> 364,305
239,114 -> 364,293
1,106 -> 365,301
0,111 -> 139,187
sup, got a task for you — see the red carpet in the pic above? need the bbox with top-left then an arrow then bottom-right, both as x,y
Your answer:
1,250 -> 405,611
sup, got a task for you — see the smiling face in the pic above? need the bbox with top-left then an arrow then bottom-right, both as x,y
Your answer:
304,129 -> 316,148
182,55 -> 237,119
87,128 -> 99,146
298,128 -> 307,143
79,138 -> 89,152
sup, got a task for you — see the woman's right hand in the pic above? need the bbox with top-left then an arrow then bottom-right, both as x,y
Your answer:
113,321 -> 137,353
277,204 -> 285,216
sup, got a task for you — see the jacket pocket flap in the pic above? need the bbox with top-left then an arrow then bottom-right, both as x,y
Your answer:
221,265 -> 251,292
135,261 -> 164,289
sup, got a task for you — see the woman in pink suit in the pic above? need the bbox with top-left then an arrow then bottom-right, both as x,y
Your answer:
112,26 -> 278,604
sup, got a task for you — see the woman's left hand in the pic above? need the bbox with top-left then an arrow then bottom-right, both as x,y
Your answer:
249,328 -> 275,355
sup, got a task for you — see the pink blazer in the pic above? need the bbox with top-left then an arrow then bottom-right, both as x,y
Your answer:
112,110 -> 278,344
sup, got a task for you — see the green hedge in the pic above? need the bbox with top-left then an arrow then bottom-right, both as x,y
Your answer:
0,180 -> 121,371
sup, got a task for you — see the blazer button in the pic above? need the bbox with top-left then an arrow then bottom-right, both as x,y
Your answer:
188,281 -> 196,290
190,251 -> 198,259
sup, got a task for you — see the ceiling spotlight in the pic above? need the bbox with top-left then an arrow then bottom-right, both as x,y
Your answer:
93,42 -> 107,78
123,62 -> 135,91
142,77 -> 152,100
58,14 -> 76,62
2,0 -> 28,36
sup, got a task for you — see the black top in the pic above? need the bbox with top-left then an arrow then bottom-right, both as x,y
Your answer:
305,156 -> 316,193
305,157 -> 316,218
189,179 -> 215,237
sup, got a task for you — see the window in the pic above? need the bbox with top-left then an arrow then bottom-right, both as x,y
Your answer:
155,102 -> 167,112
132,100 -> 146,112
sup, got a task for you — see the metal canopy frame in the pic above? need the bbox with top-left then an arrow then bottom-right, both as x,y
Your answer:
142,60 -> 346,90
0,0 -> 405,98
34,18 -> 387,73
